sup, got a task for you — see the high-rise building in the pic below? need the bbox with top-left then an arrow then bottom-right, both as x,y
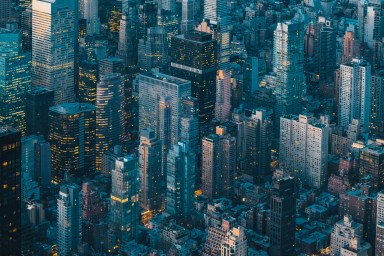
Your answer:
137,0 -> 158,40
166,142 -> 196,218
101,145 -> 125,177
138,27 -> 168,71
57,184 -> 82,256
377,191 -> 384,255
82,182 -> 103,221
21,7 -> 32,51
215,70 -> 231,122
136,72 -> 191,147
269,176 -> 295,256
0,127 -> 21,256
0,28 -> 31,135
359,142 -> 384,190
220,226 -> 248,256
0,0 -> 11,28
110,155 -> 139,243
117,14 -> 137,68
181,0 -> 194,34
49,103 -> 96,183
79,0 -> 100,36
314,17 -> 336,82
25,87 -> 54,139
370,70 -> 384,136
138,128 -> 163,212
98,57 -> 124,77
340,31 -> 360,64
32,0 -> 76,104
33,138 -> 51,188
330,215 -> 364,256
280,115 -> 329,188
78,60 -> 98,104
96,74 -> 126,170
242,56 -> 259,95
171,31 -> 217,126
243,109 -> 273,184
203,0 -> 228,25
273,19 -> 305,130
202,127 -> 236,200
338,58 -> 371,132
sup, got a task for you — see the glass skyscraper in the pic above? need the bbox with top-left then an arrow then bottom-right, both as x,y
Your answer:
32,0 -> 76,104
49,103 -> 96,183
0,28 -> 31,135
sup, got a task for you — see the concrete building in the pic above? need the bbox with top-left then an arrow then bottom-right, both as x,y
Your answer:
220,226 -> 248,256
215,70 -> 231,122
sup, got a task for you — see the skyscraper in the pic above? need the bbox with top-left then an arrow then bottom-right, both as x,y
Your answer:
166,142 -> 196,218
0,0 -> 12,28
338,58 -> 371,132
138,128 -> 163,212
110,155 -> 139,243
273,19 -> 305,130
359,142 -> 384,190
202,127 -> 236,200
0,127 -> 21,256
57,184 -> 82,256
79,0 -> 100,36
370,70 -> 384,136
244,109 -> 273,184
96,74 -> 126,170
49,103 -> 96,183
171,31 -> 217,126
269,176 -> 295,256
215,70 -> 231,122
78,60 -> 98,104
137,0 -> 158,41
377,191 -> 384,255
181,0 -> 194,34
138,27 -> 168,71
25,86 -> 54,138
340,31 -> 360,64
136,72 -> 191,147
280,115 -> 329,188
32,0 -> 76,104
117,14 -> 137,68
0,28 -> 31,135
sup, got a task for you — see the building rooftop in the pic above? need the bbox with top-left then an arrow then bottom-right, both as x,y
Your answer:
50,103 -> 96,115
140,72 -> 191,86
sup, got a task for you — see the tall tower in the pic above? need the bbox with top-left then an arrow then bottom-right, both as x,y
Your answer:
138,128 -> 163,212
377,191 -> 384,255
57,184 -> 82,256
117,7 -> 138,68
341,31 -> 360,64
96,74 -> 126,170
32,0 -> 76,104
273,20 -> 305,130
0,127 -> 21,256
138,27 -> 168,71
26,87 -> 54,138
0,0 -> 12,28
370,70 -> 384,136
78,60 -> 98,104
181,0 -> 194,34
49,103 -> 96,183
338,58 -> 371,132
79,0 -> 100,35
0,28 -> 31,135
171,31 -> 217,127
166,142 -> 196,218
269,176 -> 295,256
280,115 -> 329,188
110,155 -> 139,244
215,70 -> 231,122
136,72 -> 191,147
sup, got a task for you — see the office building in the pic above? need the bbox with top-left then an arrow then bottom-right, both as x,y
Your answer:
0,0 -> 12,28
338,58 -> 371,132
49,103 -> 96,183
171,31 -> 217,126
377,191 -> 384,255
359,142 -> 384,189
243,109 -> 273,184
242,56 -> 259,95
220,226 -> 248,256
79,0 -> 100,36
273,20 -> 305,130
78,60 -> 98,104
314,17 -> 336,82
0,28 -> 31,135
138,128 -> 163,212
57,184 -> 82,256
330,215 -> 364,256
215,70 -> 231,122
117,14 -> 137,68
101,145 -> 125,176
21,7 -> 32,51
202,127 -> 236,200
138,27 -> 168,71
340,31 -> 360,64
110,155 -> 139,243
25,86 -> 54,138
269,176 -> 295,256
137,0 -> 158,40
32,0 -> 76,104
98,57 -> 124,76
0,127 -> 21,256
166,142 -> 196,218
181,0 -> 194,34
136,72 -> 191,147
370,70 -> 384,135
280,115 -> 329,188
96,74 -> 126,170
